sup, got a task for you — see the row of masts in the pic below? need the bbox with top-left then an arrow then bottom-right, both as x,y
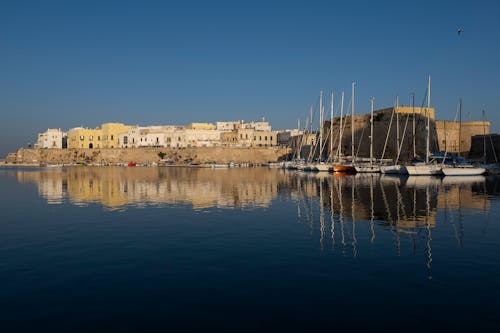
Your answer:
289,76 -> 489,176
290,78 -> 430,172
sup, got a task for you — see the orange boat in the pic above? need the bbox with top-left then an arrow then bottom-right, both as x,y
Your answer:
332,164 -> 356,173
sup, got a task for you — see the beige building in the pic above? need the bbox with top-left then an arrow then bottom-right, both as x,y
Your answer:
186,122 -> 216,130
36,128 -> 65,149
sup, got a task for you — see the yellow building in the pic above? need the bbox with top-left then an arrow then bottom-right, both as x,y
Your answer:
67,123 -> 131,149
67,127 -> 103,149
101,123 -> 132,148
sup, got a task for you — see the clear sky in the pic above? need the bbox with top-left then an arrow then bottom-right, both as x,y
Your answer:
1,0 -> 499,157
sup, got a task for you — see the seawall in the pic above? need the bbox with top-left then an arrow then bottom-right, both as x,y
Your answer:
6,147 -> 290,165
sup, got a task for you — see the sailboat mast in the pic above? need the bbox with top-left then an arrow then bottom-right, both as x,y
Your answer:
396,95 -> 400,162
330,91 -> 334,162
412,93 -> 416,159
351,81 -> 355,162
319,90 -> 323,162
482,110 -> 487,163
338,92 -> 345,161
370,97 -> 374,166
426,76 -> 431,164
458,97 -> 462,158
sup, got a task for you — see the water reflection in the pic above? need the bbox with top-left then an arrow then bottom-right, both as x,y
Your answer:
8,166 -> 499,277
14,167 -> 285,210
10,167 -> 497,217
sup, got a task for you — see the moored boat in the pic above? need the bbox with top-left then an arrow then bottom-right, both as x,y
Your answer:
406,163 -> 442,176
380,164 -> 407,174
333,164 -> 356,173
441,165 -> 486,176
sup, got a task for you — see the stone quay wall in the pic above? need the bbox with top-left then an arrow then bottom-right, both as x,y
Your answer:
6,147 -> 290,165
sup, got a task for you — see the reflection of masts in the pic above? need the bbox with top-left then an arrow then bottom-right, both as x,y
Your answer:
370,174 -> 375,244
338,176 -> 346,255
330,178 -> 335,249
395,182 -> 408,223
319,178 -> 325,251
425,185 -> 433,280
380,179 -> 398,255
458,185 -> 464,248
351,177 -> 357,258
309,190 -> 314,235
297,177 -> 303,224
412,185 -> 417,255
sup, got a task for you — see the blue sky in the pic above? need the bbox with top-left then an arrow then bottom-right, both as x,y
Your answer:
1,0 -> 499,157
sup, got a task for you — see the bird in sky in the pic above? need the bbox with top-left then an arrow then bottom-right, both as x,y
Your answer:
457,28 -> 464,35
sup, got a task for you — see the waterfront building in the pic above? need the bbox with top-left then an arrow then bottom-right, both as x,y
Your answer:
67,127 -> 103,149
216,121 -> 240,131
37,119 -> 284,150
250,130 -> 277,147
36,128 -> 65,149
118,126 -> 179,148
101,123 -> 132,148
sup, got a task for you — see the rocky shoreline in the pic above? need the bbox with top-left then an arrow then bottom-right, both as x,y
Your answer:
4,147 -> 290,166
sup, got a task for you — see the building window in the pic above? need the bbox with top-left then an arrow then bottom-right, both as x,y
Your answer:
124,136 -> 128,144
89,135 -> 93,141
80,135 -> 84,140
259,136 -> 262,140
111,135 -> 114,140
254,136 -> 256,140
265,136 -> 267,140
98,136 -> 101,141
270,136 -> 273,141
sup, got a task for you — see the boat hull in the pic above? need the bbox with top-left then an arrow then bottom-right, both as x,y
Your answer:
312,163 -> 331,172
333,164 -> 356,173
380,165 -> 407,174
406,164 -> 442,176
441,167 -> 486,176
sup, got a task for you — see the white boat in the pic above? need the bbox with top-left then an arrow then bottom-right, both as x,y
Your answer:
406,163 -> 442,176
312,163 -> 330,172
441,165 -> 486,176
380,164 -> 407,174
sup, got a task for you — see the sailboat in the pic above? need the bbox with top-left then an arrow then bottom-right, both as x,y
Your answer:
406,76 -> 443,176
380,96 -> 408,174
333,82 -> 357,173
441,98 -> 486,176
355,97 -> 380,173
312,91 -> 331,172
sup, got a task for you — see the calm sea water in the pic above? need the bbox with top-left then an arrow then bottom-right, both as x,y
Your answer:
1,166 -> 499,332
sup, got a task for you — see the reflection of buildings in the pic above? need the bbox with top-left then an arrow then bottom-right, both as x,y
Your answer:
16,167 -> 287,210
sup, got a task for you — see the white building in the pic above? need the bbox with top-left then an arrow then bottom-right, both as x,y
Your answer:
36,128 -> 65,149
